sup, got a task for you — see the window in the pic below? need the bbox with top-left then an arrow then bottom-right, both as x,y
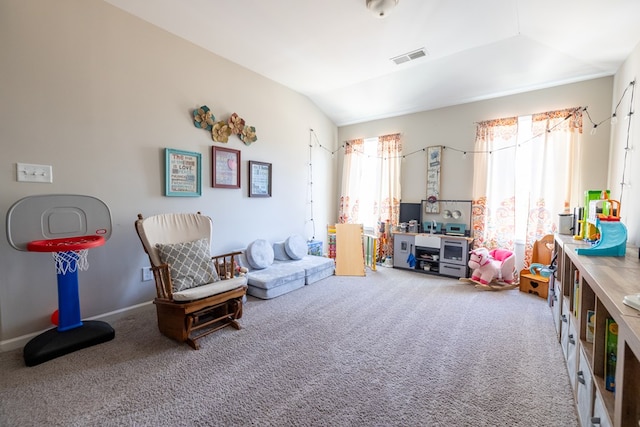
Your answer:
472,108 -> 582,265
339,133 -> 402,258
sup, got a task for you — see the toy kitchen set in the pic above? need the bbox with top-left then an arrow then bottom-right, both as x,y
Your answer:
393,199 -> 473,279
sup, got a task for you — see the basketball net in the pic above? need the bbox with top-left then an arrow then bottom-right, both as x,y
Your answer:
52,250 -> 90,275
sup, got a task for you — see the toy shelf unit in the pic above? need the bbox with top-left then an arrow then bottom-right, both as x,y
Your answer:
552,234 -> 640,427
6,194 -> 115,367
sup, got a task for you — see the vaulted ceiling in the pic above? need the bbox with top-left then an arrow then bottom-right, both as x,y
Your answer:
103,0 -> 640,126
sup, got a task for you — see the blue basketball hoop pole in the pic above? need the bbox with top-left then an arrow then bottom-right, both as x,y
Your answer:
55,251 -> 84,331
21,236 -> 114,366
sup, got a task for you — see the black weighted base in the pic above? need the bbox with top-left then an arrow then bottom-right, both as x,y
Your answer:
23,320 -> 115,367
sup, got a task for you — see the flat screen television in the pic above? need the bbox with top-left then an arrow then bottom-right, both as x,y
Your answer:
399,202 -> 421,224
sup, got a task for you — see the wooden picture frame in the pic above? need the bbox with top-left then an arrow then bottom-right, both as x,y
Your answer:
212,146 -> 241,189
165,148 -> 202,197
248,161 -> 272,197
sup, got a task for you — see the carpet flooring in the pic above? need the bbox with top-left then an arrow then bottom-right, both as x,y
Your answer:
0,267 -> 579,426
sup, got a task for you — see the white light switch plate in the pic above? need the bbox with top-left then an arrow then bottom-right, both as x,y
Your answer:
17,163 -> 53,183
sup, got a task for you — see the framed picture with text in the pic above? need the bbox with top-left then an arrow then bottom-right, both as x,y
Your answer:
425,145 -> 441,213
165,148 -> 202,197
212,146 -> 241,189
248,161 -> 272,197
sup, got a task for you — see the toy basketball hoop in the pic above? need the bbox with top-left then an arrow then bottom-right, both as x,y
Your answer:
6,194 -> 115,366
27,235 -> 105,275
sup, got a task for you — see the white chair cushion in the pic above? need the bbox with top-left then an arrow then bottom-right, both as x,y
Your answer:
284,234 -> 307,260
156,238 -> 219,292
172,276 -> 247,302
246,239 -> 274,269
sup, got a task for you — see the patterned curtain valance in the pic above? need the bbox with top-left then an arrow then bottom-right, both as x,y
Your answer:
378,133 -> 401,142
377,133 -> 402,156
344,138 -> 364,155
532,107 -> 583,133
475,117 -> 518,144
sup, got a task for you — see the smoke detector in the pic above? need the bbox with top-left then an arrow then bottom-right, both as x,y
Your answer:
366,0 -> 399,18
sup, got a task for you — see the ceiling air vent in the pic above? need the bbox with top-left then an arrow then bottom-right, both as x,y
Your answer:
390,48 -> 427,65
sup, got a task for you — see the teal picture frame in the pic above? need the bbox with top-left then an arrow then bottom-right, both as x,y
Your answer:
165,148 -> 202,197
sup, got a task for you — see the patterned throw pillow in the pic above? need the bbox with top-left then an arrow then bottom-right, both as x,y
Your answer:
285,234 -> 307,260
156,238 -> 219,292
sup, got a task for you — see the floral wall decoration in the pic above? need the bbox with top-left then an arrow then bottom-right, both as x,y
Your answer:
193,106 -> 214,131
192,106 -> 258,145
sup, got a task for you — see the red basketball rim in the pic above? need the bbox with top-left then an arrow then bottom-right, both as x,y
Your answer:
27,235 -> 106,252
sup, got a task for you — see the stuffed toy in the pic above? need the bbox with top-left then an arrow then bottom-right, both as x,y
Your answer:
488,248 -> 516,284
468,248 -> 498,285
468,247 -> 516,285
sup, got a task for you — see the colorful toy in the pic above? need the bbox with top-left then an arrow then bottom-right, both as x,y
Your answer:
467,247 -> 516,285
576,190 -> 627,257
529,263 -> 552,278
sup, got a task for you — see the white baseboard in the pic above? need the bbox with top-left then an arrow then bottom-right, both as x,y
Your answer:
0,301 -> 153,353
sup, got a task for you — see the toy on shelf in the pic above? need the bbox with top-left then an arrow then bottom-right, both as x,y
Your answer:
576,190 -> 627,257
574,190 -> 610,241
461,247 -> 517,291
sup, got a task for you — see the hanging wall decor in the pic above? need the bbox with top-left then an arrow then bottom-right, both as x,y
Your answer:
191,106 -> 257,144
212,146 -> 241,189
193,106 -> 214,131
212,121 -> 232,143
165,148 -> 202,197
425,145 -> 442,213
248,161 -> 272,197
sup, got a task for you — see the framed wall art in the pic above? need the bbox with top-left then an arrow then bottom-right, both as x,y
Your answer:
248,161 -> 272,197
165,148 -> 202,197
425,145 -> 442,213
212,146 -> 241,189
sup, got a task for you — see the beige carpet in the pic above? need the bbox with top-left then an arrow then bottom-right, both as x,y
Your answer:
0,267 -> 578,426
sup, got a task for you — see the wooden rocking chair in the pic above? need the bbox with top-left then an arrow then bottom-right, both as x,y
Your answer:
135,213 -> 248,349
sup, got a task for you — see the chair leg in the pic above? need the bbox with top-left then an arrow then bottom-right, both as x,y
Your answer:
186,338 -> 200,350
229,319 -> 241,330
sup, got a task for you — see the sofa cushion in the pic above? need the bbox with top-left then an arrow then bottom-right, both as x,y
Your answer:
246,239 -> 274,269
155,238 -> 219,292
244,262 -> 305,289
272,241 -> 291,261
284,234 -> 307,260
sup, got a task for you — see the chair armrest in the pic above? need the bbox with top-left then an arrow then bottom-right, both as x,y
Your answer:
211,251 -> 243,279
151,263 -> 174,300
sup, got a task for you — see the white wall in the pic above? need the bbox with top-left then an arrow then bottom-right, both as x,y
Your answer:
0,0 -> 337,346
338,77 -> 614,213
608,41 -> 640,247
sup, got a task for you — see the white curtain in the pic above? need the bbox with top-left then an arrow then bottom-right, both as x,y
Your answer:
339,138 -> 365,224
472,117 -> 519,250
472,108 -> 582,265
339,134 -> 402,259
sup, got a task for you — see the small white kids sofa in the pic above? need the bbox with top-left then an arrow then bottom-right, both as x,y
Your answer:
239,235 -> 335,299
